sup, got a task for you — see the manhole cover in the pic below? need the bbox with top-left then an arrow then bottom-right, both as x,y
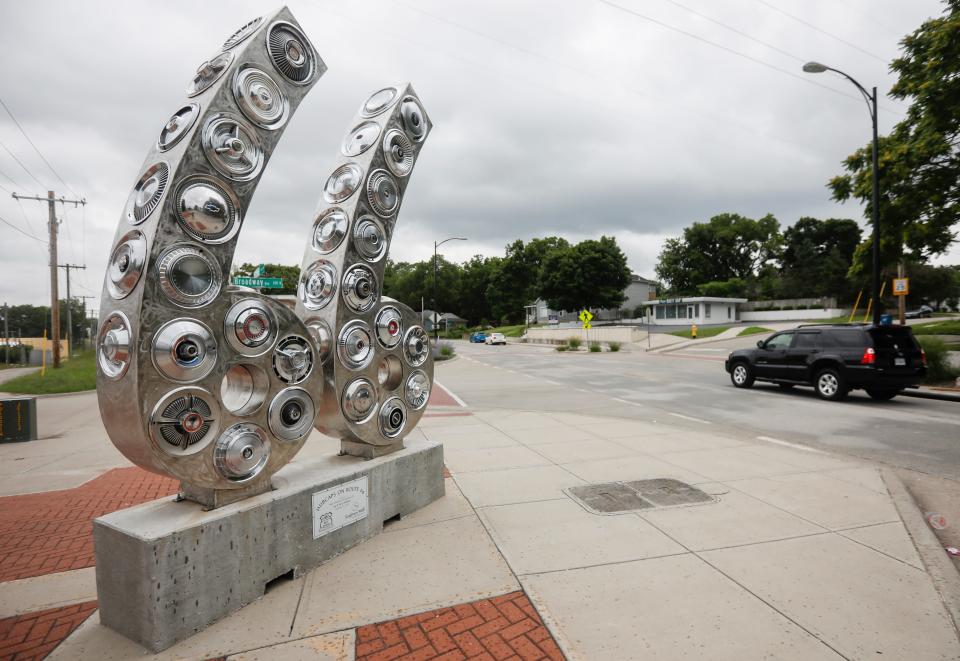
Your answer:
624,478 -> 713,507
567,479 -> 713,514
568,483 -> 652,513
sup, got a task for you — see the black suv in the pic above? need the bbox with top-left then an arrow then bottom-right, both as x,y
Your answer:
724,324 -> 926,401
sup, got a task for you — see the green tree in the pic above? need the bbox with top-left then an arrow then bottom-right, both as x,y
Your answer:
906,262 -> 960,306
829,1 -> 960,267
778,218 -> 862,300
655,213 -> 782,294
459,255 -> 501,325
539,236 -> 631,312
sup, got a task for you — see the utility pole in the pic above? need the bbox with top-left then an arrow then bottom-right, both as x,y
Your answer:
11,191 -> 86,368
58,263 -> 87,354
2,302 -> 8,366
76,295 -> 95,349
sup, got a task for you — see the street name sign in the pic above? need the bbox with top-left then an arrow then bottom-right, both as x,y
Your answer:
233,276 -> 284,289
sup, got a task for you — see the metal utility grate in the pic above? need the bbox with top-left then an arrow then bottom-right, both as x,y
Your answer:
568,478 -> 713,514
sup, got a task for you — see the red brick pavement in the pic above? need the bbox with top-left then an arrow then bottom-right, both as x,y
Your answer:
355,591 -> 565,661
0,467 -> 178,582
0,601 -> 97,661
427,384 -> 462,408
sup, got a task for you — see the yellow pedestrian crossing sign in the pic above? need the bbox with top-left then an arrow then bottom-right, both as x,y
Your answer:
579,309 -> 593,329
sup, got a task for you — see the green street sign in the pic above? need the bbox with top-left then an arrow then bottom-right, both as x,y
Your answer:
233,276 -> 284,289
253,263 -> 265,277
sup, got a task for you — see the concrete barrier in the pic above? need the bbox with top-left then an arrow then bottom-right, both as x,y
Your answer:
524,326 -> 646,344
740,308 -> 845,322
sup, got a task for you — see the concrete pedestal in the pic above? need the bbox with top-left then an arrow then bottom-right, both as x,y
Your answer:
93,439 -> 444,652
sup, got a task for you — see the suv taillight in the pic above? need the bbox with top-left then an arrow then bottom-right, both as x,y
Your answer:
861,347 -> 876,365
921,348 -> 927,366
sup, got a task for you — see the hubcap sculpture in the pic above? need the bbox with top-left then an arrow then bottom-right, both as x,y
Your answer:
96,6 -> 433,507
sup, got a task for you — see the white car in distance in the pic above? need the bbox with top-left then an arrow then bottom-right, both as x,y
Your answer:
485,332 -> 506,345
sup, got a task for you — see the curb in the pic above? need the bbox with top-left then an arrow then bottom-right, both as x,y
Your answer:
0,388 -> 96,400
901,389 -> 960,403
881,469 -> 960,637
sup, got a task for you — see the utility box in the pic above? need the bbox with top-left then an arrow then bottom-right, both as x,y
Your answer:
0,397 -> 38,442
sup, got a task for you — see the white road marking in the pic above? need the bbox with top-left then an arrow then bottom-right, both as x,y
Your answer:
612,398 -> 641,406
756,435 -> 826,454
668,412 -> 711,424
434,381 -> 468,408
542,379 -> 562,386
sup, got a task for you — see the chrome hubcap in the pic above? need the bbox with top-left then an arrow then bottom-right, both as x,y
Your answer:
733,365 -> 746,384
819,374 -> 838,396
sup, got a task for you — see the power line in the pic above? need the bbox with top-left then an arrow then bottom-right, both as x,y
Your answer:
596,0 -> 901,115
0,96 -> 78,197
755,0 -> 887,63
0,213 -> 46,243
659,0 -> 803,63
382,0 -> 862,156
0,138 -> 47,191
0,165 -> 24,191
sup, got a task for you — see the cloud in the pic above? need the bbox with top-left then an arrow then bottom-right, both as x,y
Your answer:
0,0 -> 954,311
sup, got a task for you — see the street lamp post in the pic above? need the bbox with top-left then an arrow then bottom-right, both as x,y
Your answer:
803,61 -> 881,326
433,237 -> 468,342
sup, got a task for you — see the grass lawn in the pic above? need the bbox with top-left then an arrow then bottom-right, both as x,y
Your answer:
738,326 -> 774,337
2,350 -> 96,394
669,325 -> 730,339
911,320 -> 960,335
496,324 -> 529,338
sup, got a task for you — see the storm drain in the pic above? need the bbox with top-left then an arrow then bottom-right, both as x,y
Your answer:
568,478 -> 714,515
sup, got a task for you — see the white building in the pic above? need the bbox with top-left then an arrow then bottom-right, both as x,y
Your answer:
641,297 -> 747,326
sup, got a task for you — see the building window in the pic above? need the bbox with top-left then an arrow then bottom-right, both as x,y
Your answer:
694,304 -> 699,317
666,305 -> 677,319
727,306 -> 731,319
678,306 -> 686,319
705,303 -> 711,318
656,306 -> 664,319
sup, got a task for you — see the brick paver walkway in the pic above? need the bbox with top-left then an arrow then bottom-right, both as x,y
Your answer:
0,467 -> 178,582
355,591 -> 565,661
0,601 -> 97,661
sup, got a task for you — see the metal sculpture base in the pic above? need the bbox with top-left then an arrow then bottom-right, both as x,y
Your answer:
340,438 -> 404,459
179,481 -> 274,510
93,438 -> 444,652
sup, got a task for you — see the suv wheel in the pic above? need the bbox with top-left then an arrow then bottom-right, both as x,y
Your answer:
730,362 -> 754,388
814,367 -> 847,401
866,388 -> 900,401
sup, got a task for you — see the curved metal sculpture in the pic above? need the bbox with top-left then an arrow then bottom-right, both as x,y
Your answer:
96,7 -> 433,507
294,85 -> 433,458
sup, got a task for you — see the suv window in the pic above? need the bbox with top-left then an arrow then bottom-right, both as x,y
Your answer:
869,327 -> 920,350
764,332 -> 793,349
793,332 -> 819,349
822,329 -> 866,348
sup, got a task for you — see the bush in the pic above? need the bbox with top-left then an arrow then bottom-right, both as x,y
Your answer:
567,337 -> 582,350
918,337 -> 959,383
589,341 -> 601,352
433,341 -> 456,360
608,341 -> 621,352
556,345 -> 568,352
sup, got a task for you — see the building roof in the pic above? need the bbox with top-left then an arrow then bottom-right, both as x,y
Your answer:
631,273 -> 658,285
641,296 -> 748,305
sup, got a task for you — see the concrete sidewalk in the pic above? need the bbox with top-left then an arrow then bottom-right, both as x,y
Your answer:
1,395 -> 958,659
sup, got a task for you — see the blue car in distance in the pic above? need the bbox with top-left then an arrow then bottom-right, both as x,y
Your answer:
470,332 -> 487,343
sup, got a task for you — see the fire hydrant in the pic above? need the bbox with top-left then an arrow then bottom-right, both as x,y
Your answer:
691,324 -> 698,339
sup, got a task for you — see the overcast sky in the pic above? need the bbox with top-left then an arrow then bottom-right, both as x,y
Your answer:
0,0 -> 955,312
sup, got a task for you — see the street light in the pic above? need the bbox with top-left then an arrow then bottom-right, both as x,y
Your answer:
433,237 -> 468,342
803,61 -> 881,326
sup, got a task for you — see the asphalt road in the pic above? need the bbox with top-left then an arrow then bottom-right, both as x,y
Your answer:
438,339 -> 960,482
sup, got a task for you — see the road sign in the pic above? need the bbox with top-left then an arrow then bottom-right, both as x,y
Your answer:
892,277 -> 909,296
233,276 -> 284,289
253,263 -> 266,278
579,309 -> 593,329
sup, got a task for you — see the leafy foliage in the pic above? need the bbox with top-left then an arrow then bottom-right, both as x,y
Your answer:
539,236 -> 631,312
655,213 -> 781,294
829,1 -> 960,266
778,218 -> 862,299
